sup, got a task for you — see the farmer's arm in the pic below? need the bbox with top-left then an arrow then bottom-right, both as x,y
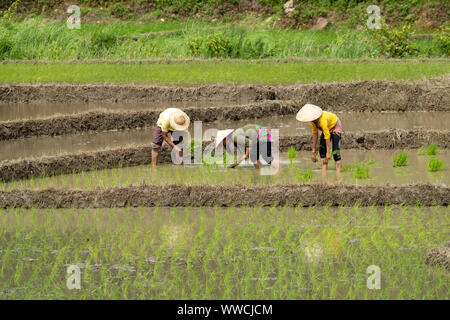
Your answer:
230,146 -> 250,168
310,122 -> 318,155
325,138 -> 331,159
162,131 -> 181,151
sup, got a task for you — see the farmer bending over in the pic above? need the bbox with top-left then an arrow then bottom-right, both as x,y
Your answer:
151,108 -> 190,166
296,104 -> 343,179
215,124 -> 280,170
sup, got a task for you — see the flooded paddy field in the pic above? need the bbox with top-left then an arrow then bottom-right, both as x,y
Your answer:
0,100 -> 251,122
0,205 -> 447,299
2,150 -> 448,189
0,111 -> 449,162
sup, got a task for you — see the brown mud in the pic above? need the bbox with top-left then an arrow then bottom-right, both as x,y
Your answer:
426,241 -> 450,270
1,80 -> 448,112
1,129 -> 448,183
0,184 -> 448,208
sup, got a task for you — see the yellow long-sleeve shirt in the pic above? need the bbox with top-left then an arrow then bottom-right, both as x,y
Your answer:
309,111 -> 338,140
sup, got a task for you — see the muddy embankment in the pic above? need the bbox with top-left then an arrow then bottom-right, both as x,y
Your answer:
0,184 -> 448,208
0,100 -> 298,140
0,129 -> 448,183
1,81 -> 448,108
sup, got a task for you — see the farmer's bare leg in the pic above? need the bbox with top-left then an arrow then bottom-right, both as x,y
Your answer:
151,148 -> 159,167
335,160 -> 342,181
321,158 -> 328,181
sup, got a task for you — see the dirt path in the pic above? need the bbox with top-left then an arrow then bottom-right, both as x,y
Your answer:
0,184 -> 448,208
1,129 -> 447,183
1,80 -> 448,112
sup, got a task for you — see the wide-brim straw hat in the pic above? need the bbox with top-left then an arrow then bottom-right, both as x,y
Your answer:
169,111 -> 190,131
296,104 -> 323,122
215,129 -> 234,148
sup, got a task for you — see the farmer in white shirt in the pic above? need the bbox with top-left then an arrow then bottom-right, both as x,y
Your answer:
151,108 -> 190,166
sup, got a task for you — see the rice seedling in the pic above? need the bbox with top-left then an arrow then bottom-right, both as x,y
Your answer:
393,152 -> 408,167
0,205 -> 447,299
418,144 -> 438,156
295,169 -> 313,182
426,144 -> 438,156
287,146 -> 298,164
354,164 -> 370,179
428,158 -> 444,172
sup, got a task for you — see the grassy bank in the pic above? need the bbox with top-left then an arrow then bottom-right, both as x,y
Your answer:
0,206 -> 447,299
1,60 -> 449,84
0,19 -> 449,61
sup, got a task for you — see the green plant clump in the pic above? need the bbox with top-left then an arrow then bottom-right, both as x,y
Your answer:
370,24 -> 418,58
287,146 -> 298,164
428,158 -> 444,172
295,169 -> 313,182
354,165 -> 370,179
393,152 -> 408,167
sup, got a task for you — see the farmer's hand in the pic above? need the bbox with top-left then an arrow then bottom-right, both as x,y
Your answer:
230,163 -> 238,168
173,145 -> 182,153
326,151 -> 331,160
312,151 -> 318,162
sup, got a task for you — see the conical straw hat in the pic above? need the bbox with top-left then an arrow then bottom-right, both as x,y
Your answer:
169,111 -> 190,131
296,104 -> 323,122
215,129 -> 234,148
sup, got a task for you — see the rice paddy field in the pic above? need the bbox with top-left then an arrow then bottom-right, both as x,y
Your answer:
0,7 -> 449,301
0,205 -> 448,299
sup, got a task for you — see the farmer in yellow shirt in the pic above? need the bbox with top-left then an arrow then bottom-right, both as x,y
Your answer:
151,108 -> 190,166
296,104 -> 343,178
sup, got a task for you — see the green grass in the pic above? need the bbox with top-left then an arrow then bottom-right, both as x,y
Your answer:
0,18 -> 448,61
0,205 -> 447,299
428,158 -> 444,172
0,60 -> 448,84
393,152 -> 408,167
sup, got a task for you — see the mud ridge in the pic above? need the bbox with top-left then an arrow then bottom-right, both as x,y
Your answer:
1,80 -> 448,112
0,100 -> 297,140
0,184 -> 448,208
0,129 -> 448,183
426,241 -> 450,270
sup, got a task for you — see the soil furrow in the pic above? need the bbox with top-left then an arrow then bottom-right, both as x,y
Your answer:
0,129 -> 447,183
1,80 -> 448,112
0,184 -> 448,208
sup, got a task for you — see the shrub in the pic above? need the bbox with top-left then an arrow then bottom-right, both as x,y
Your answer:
432,22 -> 450,56
393,152 -> 408,167
369,24 -> 418,58
428,158 -> 444,172
187,36 -> 203,56
205,32 -> 233,58
109,3 -> 130,19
